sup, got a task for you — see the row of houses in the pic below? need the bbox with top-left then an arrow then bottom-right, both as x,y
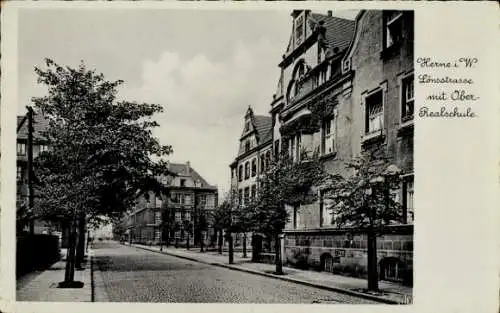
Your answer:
229,10 -> 414,285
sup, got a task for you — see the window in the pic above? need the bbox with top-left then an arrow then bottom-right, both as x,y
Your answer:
175,211 -> 181,222
401,75 -> 414,122
403,177 -> 414,224
245,140 -> 250,153
260,154 -> 265,172
17,166 -> 23,181
244,187 -> 250,205
365,90 -> 384,134
17,143 -> 26,155
244,162 -> 250,179
295,15 -> 304,46
39,145 -> 48,153
180,179 -> 186,187
321,113 -> 336,155
289,137 -> 295,160
199,195 -> 207,208
171,193 -> 180,204
289,134 -> 302,162
238,165 -> 243,182
274,140 -> 280,160
293,206 -> 300,229
251,159 -> 257,177
238,189 -> 243,205
182,194 -> 192,205
206,195 -> 215,208
244,121 -> 250,132
251,185 -> 257,201
265,151 -> 271,169
320,190 -> 335,227
384,11 -> 403,48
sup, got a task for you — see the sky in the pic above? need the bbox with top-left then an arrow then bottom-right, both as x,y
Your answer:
18,8 -> 358,197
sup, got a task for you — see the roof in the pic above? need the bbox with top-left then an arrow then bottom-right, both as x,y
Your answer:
310,13 -> 356,53
236,110 -> 272,157
253,115 -> 272,144
167,162 -> 217,190
17,111 -> 50,141
285,12 -> 356,58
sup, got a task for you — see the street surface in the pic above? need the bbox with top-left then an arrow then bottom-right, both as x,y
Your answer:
93,241 -> 378,303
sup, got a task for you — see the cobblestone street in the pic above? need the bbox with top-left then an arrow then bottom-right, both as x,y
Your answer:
93,241 -> 379,303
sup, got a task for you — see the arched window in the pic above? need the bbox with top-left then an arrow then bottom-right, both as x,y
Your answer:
265,151 -> 271,169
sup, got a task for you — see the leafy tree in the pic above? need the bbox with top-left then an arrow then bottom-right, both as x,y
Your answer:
323,147 -> 402,291
31,59 -> 173,286
111,215 -> 128,241
250,151 -> 326,275
212,192 -> 238,263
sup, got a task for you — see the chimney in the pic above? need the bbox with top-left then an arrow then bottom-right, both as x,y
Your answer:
327,11 -> 332,17
186,161 -> 190,175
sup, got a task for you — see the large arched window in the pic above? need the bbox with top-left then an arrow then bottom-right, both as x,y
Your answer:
287,60 -> 307,103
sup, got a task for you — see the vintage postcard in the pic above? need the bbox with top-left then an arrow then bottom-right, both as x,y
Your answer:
0,1 -> 498,313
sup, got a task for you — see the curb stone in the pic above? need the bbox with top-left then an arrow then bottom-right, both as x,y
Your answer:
127,243 -> 402,305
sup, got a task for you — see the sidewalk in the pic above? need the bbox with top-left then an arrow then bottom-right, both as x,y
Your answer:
16,249 -> 93,302
129,242 -> 412,304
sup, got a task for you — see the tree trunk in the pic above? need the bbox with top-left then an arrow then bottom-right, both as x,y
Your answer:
217,229 -> 223,254
186,233 -> 190,250
62,219 -> 77,284
242,233 -> 247,258
275,234 -> 283,275
175,236 -> 179,248
75,214 -> 86,269
228,233 -> 234,264
200,231 -> 205,252
367,230 -> 379,291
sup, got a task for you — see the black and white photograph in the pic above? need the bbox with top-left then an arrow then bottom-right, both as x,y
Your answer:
11,7 -> 416,304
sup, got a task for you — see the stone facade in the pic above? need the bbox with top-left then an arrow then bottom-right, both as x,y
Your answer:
270,10 -> 414,285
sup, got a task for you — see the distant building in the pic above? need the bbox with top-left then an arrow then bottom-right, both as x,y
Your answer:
126,161 -> 218,247
229,106 -> 273,247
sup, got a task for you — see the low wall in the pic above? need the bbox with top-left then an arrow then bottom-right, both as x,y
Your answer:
284,226 -> 413,286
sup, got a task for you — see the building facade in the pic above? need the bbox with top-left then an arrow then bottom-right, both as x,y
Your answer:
268,10 -> 414,285
16,110 -> 57,235
127,161 -> 218,247
229,106 -> 273,247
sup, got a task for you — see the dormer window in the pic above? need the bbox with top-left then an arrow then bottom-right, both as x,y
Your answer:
295,15 -> 304,47
245,140 -> 250,152
244,121 -> 250,133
